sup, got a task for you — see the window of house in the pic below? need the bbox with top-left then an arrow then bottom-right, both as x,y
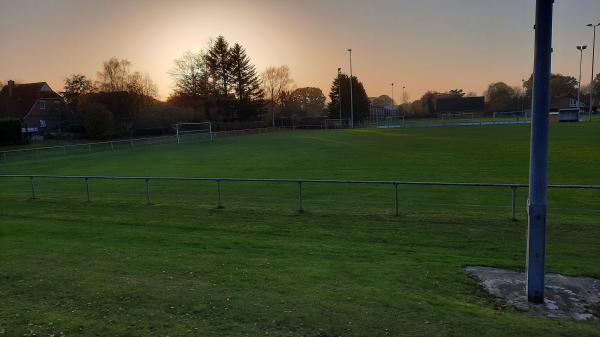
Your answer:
39,101 -> 46,110
40,120 -> 47,128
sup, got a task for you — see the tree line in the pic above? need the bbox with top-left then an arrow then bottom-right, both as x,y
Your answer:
6,34 -> 599,140
58,35 -> 372,138
400,73 -> 600,118
169,37 -> 370,127
168,36 -> 264,122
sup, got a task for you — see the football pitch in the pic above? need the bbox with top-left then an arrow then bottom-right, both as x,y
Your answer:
1,123 -> 599,336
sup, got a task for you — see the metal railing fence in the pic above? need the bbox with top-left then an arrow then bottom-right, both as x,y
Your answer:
1,174 -> 598,220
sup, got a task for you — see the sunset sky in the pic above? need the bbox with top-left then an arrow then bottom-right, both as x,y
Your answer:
1,0 -> 599,101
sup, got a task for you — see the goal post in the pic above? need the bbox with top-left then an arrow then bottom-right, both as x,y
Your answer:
492,111 -> 527,122
175,122 -> 214,144
440,112 -> 475,121
325,119 -> 345,129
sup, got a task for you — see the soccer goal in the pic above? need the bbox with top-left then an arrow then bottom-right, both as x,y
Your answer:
325,119 -> 345,129
175,122 -> 214,144
440,112 -> 475,120
493,111 -> 527,121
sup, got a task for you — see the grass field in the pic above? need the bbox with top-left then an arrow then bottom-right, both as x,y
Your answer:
1,123 -> 599,336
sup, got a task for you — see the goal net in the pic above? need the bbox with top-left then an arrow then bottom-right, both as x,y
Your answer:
325,119 -> 345,129
493,111 -> 527,120
440,112 -> 475,120
175,122 -> 214,144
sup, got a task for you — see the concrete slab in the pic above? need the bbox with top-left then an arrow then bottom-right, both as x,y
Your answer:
466,266 -> 600,320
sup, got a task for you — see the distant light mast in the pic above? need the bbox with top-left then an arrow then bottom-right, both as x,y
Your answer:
576,45 -> 588,119
587,23 -> 599,121
348,49 -> 354,129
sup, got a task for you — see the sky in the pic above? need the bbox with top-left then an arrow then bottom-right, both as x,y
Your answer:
1,0 -> 599,101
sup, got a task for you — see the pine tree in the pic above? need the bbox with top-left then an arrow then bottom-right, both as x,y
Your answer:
230,43 -> 264,119
204,36 -> 233,97
328,73 -> 369,123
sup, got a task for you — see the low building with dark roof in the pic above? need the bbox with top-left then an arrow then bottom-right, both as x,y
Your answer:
434,96 -> 485,114
0,80 -> 69,134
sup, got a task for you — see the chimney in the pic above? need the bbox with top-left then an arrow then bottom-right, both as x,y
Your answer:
7,80 -> 15,97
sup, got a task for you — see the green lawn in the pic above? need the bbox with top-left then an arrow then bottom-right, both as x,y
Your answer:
1,123 -> 599,336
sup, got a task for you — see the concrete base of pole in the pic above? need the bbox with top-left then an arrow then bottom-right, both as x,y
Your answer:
467,266 -> 600,321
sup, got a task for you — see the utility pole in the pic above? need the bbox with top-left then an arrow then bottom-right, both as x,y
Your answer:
271,87 -> 276,127
348,49 -> 354,129
338,68 -> 343,123
577,45 -> 588,120
587,23 -> 599,121
522,79 -> 526,118
526,0 -> 554,304
402,86 -> 406,105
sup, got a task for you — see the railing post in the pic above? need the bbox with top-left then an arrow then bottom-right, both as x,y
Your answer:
63,146 -> 67,156
394,183 -> 399,216
110,142 -> 114,150
298,181 -> 304,213
30,176 -> 36,199
511,186 -> 517,221
216,179 -> 223,208
88,144 -> 92,153
145,178 -> 151,205
85,178 -> 91,202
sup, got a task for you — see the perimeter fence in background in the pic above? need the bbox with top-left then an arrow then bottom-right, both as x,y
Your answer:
0,127 -> 283,163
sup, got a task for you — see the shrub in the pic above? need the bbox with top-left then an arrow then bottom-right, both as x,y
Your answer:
81,103 -> 114,139
0,119 -> 25,145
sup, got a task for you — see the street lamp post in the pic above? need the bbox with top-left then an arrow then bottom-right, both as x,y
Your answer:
338,68 -> 342,123
402,86 -> 406,104
577,45 -> 588,119
526,0 -> 554,304
587,23 -> 600,121
522,79 -> 526,119
348,49 -> 354,129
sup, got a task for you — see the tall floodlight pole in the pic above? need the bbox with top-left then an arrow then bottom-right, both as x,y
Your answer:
526,0 -> 554,304
522,79 -> 526,118
577,45 -> 588,119
391,83 -> 395,104
588,23 -> 599,121
348,49 -> 354,128
402,86 -> 406,104
338,68 -> 343,122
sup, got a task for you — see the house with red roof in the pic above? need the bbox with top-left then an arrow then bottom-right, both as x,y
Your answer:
0,80 -> 70,135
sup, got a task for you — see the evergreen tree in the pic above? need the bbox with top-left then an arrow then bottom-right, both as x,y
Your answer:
328,73 -> 369,123
170,36 -> 265,122
230,43 -> 264,119
204,36 -> 233,97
